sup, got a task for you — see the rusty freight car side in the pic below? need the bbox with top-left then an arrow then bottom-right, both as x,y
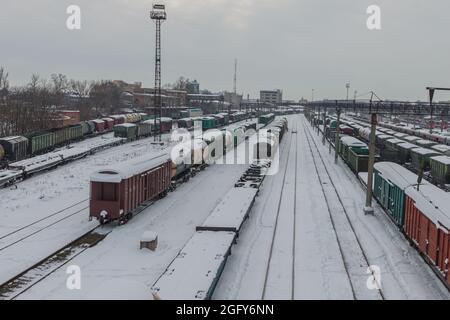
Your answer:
90,152 -> 171,224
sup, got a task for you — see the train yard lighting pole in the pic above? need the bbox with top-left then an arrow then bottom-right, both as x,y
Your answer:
150,4 -> 167,142
364,92 -> 377,215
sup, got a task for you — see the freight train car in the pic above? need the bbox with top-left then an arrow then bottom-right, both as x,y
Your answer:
177,118 -> 194,130
430,156 -> 450,187
258,113 -> 275,125
373,162 -> 428,227
0,136 -> 29,161
113,123 -> 138,139
90,152 -> 172,224
404,184 -> 450,285
410,148 -> 441,172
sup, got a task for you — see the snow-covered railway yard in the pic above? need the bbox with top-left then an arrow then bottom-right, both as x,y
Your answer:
1,115 -> 449,300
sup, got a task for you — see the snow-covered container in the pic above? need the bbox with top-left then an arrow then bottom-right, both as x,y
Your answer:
196,187 -> 258,233
151,231 -> 235,300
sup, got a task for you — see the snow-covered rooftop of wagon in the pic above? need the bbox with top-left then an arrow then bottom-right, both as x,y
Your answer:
386,138 -> 404,145
431,155 -> 450,165
405,184 -> 450,230
410,147 -> 440,156
340,136 -> 367,147
151,231 -> 235,300
397,142 -> 419,150
114,123 -> 137,128
404,135 -> 421,142
431,144 -> 450,155
374,162 -> 428,189
90,151 -> 170,183
415,139 -> 436,146
198,187 -> 258,232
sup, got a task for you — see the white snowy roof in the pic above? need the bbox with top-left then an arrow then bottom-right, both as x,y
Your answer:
386,138 -> 404,145
340,136 -> 366,147
374,162 -> 427,189
431,144 -> 450,156
115,123 -> 137,128
151,231 -> 235,300
415,139 -> 435,146
404,136 -> 421,142
394,132 -> 407,138
198,187 -> 258,232
90,151 -> 170,183
411,148 -> 440,156
92,119 -> 105,124
405,185 -> 450,232
431,155 -> 450,165
397,142 -> 419,150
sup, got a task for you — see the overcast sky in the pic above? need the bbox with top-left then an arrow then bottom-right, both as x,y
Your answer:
1,0 -> 450,101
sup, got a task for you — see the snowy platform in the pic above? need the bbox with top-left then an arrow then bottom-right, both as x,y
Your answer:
196,187 -> 258,233
151,231 -> 235,300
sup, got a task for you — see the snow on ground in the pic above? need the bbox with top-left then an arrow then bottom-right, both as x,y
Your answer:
214,114 -> 450,300
0,120 -> 256,287
17,160 -> 247,299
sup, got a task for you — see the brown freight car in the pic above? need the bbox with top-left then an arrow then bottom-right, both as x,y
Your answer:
90,151 -> 172,224
404,185 -> 450,286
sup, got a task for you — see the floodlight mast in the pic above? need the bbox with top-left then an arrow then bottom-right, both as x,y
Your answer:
150,4 -> 167,141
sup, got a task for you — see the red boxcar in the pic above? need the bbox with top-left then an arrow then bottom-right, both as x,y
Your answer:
102,117 -> 115,130
90,151 -> 172,224
160,117 -> 173,133
92,119 -> 106,132
404,185 -> 450,285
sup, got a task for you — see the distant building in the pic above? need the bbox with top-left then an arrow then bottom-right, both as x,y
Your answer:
224,91 -> 243,108
260,90 -> 282,105
186,80 -> 200,94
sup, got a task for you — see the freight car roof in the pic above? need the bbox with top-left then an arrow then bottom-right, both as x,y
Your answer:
431,155 -> 450,165
405,185 -> 450,231
397,142 -> 419,150
431,144 -> 450,155
198,187 -> 258,232
374,162 -> 427,189
340,136 -> 366,147
90,151 -> 170,183
0,136 -> 28,143
411,147 -> 440,156
151,231 -> 235,300
115,123 -> 137,128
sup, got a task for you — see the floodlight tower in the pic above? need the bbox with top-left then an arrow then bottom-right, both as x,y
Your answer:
150,4 -> 167,141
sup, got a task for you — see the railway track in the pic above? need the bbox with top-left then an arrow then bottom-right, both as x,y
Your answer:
0,199 -> 90,252
302,117 -> 384,300
261,121 -> 298,300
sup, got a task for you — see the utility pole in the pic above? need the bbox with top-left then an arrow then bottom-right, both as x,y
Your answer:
150,4 -> 167,142
364,92 -> 377,215
335,102 -> 341,164
322,107 -> 327,145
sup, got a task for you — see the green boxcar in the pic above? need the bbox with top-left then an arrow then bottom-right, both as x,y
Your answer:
258,113 -> 275,125
68,125 -> 83,141
137,122 -> 152,137
373,162 -> 426,227
430,156 -> 450,185
113,124 -> 138,139
202,117 -> 217,130
394,142 -> 418,164
347,148 -> 373,172
410,148 -> 440,172
29,132 -> 56,154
